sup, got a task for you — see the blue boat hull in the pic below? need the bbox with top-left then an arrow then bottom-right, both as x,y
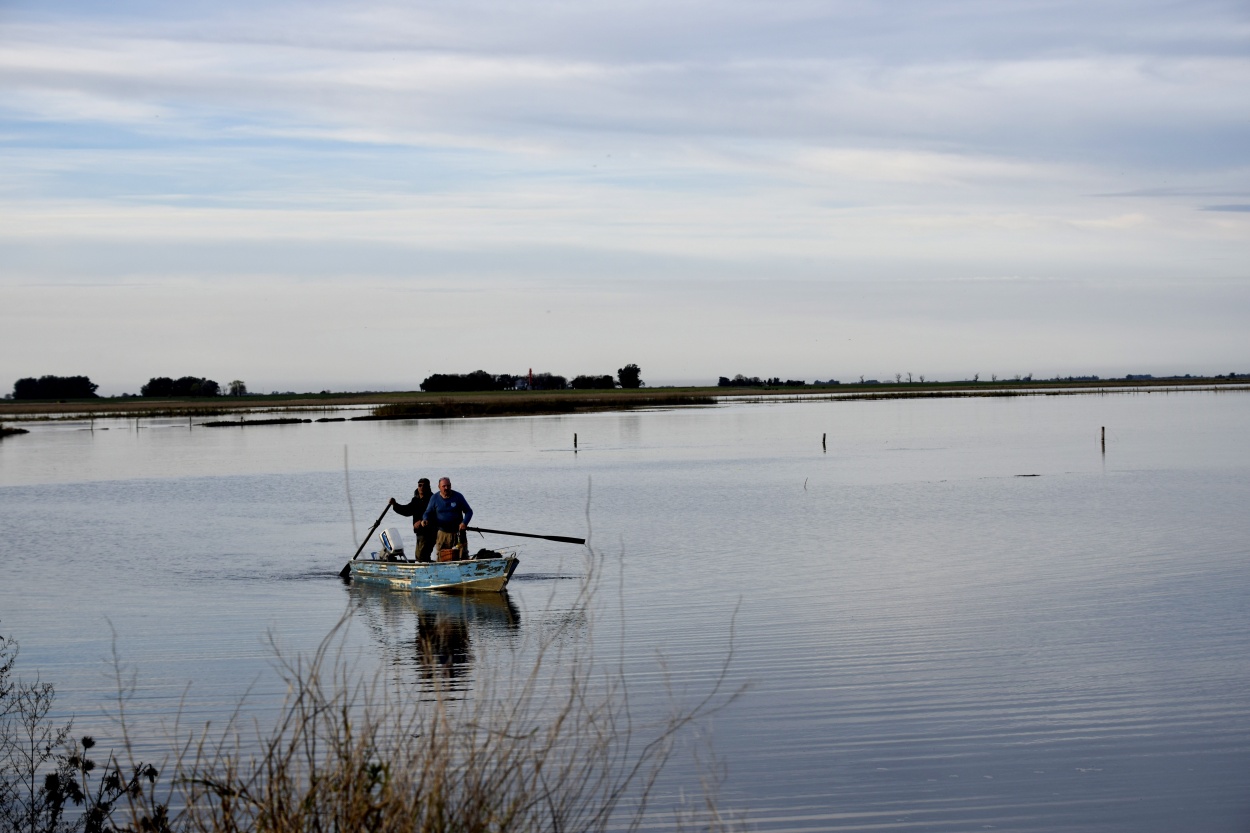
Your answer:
348,556 -> 518,592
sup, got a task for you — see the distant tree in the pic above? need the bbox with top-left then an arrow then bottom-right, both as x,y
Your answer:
918,374 -> 925,383
174,376 -> 218,396
906,372 -> 913,384
12,375 -> 99,400
421,371 -> 514,393
570,374 -> 616,389
617,364 -> 642,389
530,372 -> 567,391
228,380 -> 248,396
141,376 -> 220,397
895,373 -> 902,384
973,373 -> 979,382
141,377 -> 173,397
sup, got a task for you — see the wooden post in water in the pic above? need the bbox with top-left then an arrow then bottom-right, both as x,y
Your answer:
1101,426 -> 1105,454
574,432 -> 578,451
822,432 -> 826,452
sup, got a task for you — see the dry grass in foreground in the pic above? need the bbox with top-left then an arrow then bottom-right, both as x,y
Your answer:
3,550 -> 743,833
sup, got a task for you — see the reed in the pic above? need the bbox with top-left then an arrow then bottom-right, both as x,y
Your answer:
3,550 -> 742,832
167,551 -> 737,831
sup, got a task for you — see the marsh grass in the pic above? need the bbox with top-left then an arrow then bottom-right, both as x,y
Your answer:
71,547 -> 743,832
368,393 -> 715,420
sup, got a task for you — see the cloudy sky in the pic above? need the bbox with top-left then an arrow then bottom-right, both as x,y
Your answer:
2,0 -> 1247,393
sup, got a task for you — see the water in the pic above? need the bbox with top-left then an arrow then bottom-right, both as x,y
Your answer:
2,391 -> 1249,831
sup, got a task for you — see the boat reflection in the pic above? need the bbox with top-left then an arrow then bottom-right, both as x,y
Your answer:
347,583 -> 521,693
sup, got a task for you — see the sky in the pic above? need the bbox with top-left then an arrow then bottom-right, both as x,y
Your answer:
1,0 -> 1247,394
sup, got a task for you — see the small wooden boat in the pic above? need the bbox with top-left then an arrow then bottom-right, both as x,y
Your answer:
341,517 -> 582,590
348,549 -> 519,593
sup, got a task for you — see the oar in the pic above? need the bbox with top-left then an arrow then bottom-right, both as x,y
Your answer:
339,504 -> 390,578
466,526 -> 586,546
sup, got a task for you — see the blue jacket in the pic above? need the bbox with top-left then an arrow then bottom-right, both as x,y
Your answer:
423,490 -> 473,530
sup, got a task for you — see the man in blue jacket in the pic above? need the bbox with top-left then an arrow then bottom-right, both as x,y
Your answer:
420,476 -> 474,559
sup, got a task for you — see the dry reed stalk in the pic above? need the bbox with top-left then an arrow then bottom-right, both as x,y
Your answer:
104,547 -> 742,833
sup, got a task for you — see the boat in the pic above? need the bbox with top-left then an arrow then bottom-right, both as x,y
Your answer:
348,555 -> 519,592
346,526 -> 519,592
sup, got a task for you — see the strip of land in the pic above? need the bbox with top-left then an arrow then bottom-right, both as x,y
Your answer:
2,377 -> 1246,422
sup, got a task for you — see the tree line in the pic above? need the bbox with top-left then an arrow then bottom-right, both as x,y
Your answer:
11,375 -> 99,400
8,375 -> 248,400
7,367 -> 645,400
422,364 -> 642,393
718,375 -> 816,387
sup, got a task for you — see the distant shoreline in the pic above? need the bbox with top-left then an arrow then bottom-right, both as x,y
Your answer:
3,377 -> 1247,421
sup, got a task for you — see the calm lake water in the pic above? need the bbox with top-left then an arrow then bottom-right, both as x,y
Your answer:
2,390 -> 1249,831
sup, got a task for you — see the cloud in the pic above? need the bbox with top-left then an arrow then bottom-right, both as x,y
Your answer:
2,9 -> 1247,164
0,0 -> 1247,387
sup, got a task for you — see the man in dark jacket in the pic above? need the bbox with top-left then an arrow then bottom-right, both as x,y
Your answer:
420,476 -> 473,559
389,478 -> 435,562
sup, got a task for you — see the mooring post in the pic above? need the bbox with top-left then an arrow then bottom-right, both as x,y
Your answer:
574,432 -> 578,451
822,432 -> 827,452
1101,426 -> 1105,454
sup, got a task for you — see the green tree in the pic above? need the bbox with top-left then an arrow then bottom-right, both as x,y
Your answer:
228,380 -> 248,396
570,374 -> 615,389
12,376 -> 98,400
616,364 -> 642,389
141,377 -> 220,397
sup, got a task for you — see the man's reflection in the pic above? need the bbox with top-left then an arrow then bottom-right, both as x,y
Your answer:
349,584 -> 521,691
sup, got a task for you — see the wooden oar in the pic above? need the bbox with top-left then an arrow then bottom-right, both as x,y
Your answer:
339,504 -> 390,578
467,526 -> 586,546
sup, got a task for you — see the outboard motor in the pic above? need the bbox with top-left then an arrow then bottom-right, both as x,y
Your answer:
379,527 -> 406,561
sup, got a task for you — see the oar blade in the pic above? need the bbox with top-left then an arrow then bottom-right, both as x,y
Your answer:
341,503 -> 391,578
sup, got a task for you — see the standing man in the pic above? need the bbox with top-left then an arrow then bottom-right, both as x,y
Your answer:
389,478 -> 435,562
420,476 -> 473,560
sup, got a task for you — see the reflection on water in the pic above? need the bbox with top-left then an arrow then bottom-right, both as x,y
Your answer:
347,583 -> 521,693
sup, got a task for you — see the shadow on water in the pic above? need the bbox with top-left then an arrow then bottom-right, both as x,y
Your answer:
345,583 -> 521,694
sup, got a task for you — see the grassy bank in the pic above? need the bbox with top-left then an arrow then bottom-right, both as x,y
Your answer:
366,391 -> 715,420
